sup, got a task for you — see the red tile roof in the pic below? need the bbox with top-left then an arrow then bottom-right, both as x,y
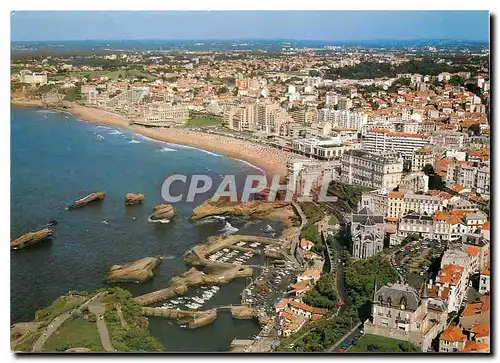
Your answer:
440,326 -> 466,342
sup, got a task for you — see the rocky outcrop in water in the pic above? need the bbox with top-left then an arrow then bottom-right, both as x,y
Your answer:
230,305 -> 258,320
105,256 -> 162,283
68,192 -> 106,210
142,307 -> 217,328
191,199 -> 291,221
125,193 -> 144,205
150,204 -> 175,221
11,228 -> 53,250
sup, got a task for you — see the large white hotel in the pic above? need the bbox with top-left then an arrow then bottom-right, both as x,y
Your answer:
362,128 -> 432,165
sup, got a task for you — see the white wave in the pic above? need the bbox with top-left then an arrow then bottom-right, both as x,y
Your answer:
221,221 -> 238,235
159,147 -> 177,152
198,149 -> 221,157
97,125 -> 111,129
128,140 -> 141,144
148,215 -> 170,224
96,135 -> 105,140
229,157 -> 266,173
109,130 -> 123,135
36,110 -> 58,114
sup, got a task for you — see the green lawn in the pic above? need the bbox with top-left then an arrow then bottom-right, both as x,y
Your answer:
349,334 -> 419,353
300,202 -> 324,227
43,316 -> 104,352
35,295 -> 84,323
329,215 -> 339,225
184,117 -> 223,128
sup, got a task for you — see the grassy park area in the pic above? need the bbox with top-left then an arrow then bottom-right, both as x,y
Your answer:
43,317 -> 104,352
349,334 -> 419,353
184,117 -> 223,128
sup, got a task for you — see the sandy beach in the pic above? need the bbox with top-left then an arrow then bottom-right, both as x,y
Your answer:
11,100 -> 296,177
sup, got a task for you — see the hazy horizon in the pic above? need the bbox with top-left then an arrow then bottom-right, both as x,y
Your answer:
11,11 -> 489,43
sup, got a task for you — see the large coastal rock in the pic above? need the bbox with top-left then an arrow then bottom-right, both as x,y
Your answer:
68,192 -> 106,210
231,305 -> 258,320
105,256 -> 162,283
11,228 -> 53,250
191,199 -> 291,221
142,307 -> 217,329
125,193 -> 144,205
150,204 -> 175,221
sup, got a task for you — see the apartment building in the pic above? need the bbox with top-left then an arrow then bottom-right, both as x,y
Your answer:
292,137 -> 351,160
463,211 -> 488,234
446,163 -> 477,190
479,263 -> 490,295
317,109 -> 367,132
140,103 -> 190,125
432,130 -> 465,150
439,326 -> 467,352
445,162 -> 490,197
398,212 -> 434,239
399,172 -> 429,194
351,207 -> 385,259
341,150 -> 403,189
80,84 -> 98,105
411,147 -> 434,172
358,188 -> 389,217
19,70 -> 48,85
363,129 -> 431,164
434,264 -> 467,313
359,188 -> 443,221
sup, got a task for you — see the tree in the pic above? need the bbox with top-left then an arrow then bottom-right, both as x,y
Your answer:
422,164 -> 445,191
422,164 -> 435,175
468,123 -> 481,136
345,256 -> 399,308
449,76 -> 464,87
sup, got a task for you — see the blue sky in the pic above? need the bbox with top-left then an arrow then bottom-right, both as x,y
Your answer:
11,11 -> 489,42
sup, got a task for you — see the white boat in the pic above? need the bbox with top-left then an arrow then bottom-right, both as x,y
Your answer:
186,303 -> 202,309
211,286 -> 220,291
192,297 -> 205,304
170,300 -> 180,305
234,261 -> 242,265
180,325 -> 187,328
202,292 -> 214,299
223,248 -> 230,252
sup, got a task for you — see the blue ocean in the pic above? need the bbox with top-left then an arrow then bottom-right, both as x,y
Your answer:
10,106 -> 281,351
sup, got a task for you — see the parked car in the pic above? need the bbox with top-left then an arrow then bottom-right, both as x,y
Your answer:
336,301 -> 345,307
337,349 -> 346,353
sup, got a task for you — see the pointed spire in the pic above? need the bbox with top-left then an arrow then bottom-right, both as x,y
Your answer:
421,279 -> 429,299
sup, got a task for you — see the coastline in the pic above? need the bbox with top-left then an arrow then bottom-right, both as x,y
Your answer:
11,100 -> 292,177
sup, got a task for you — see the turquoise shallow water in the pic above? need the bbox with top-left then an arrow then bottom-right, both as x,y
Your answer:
10,106 -> 279,351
